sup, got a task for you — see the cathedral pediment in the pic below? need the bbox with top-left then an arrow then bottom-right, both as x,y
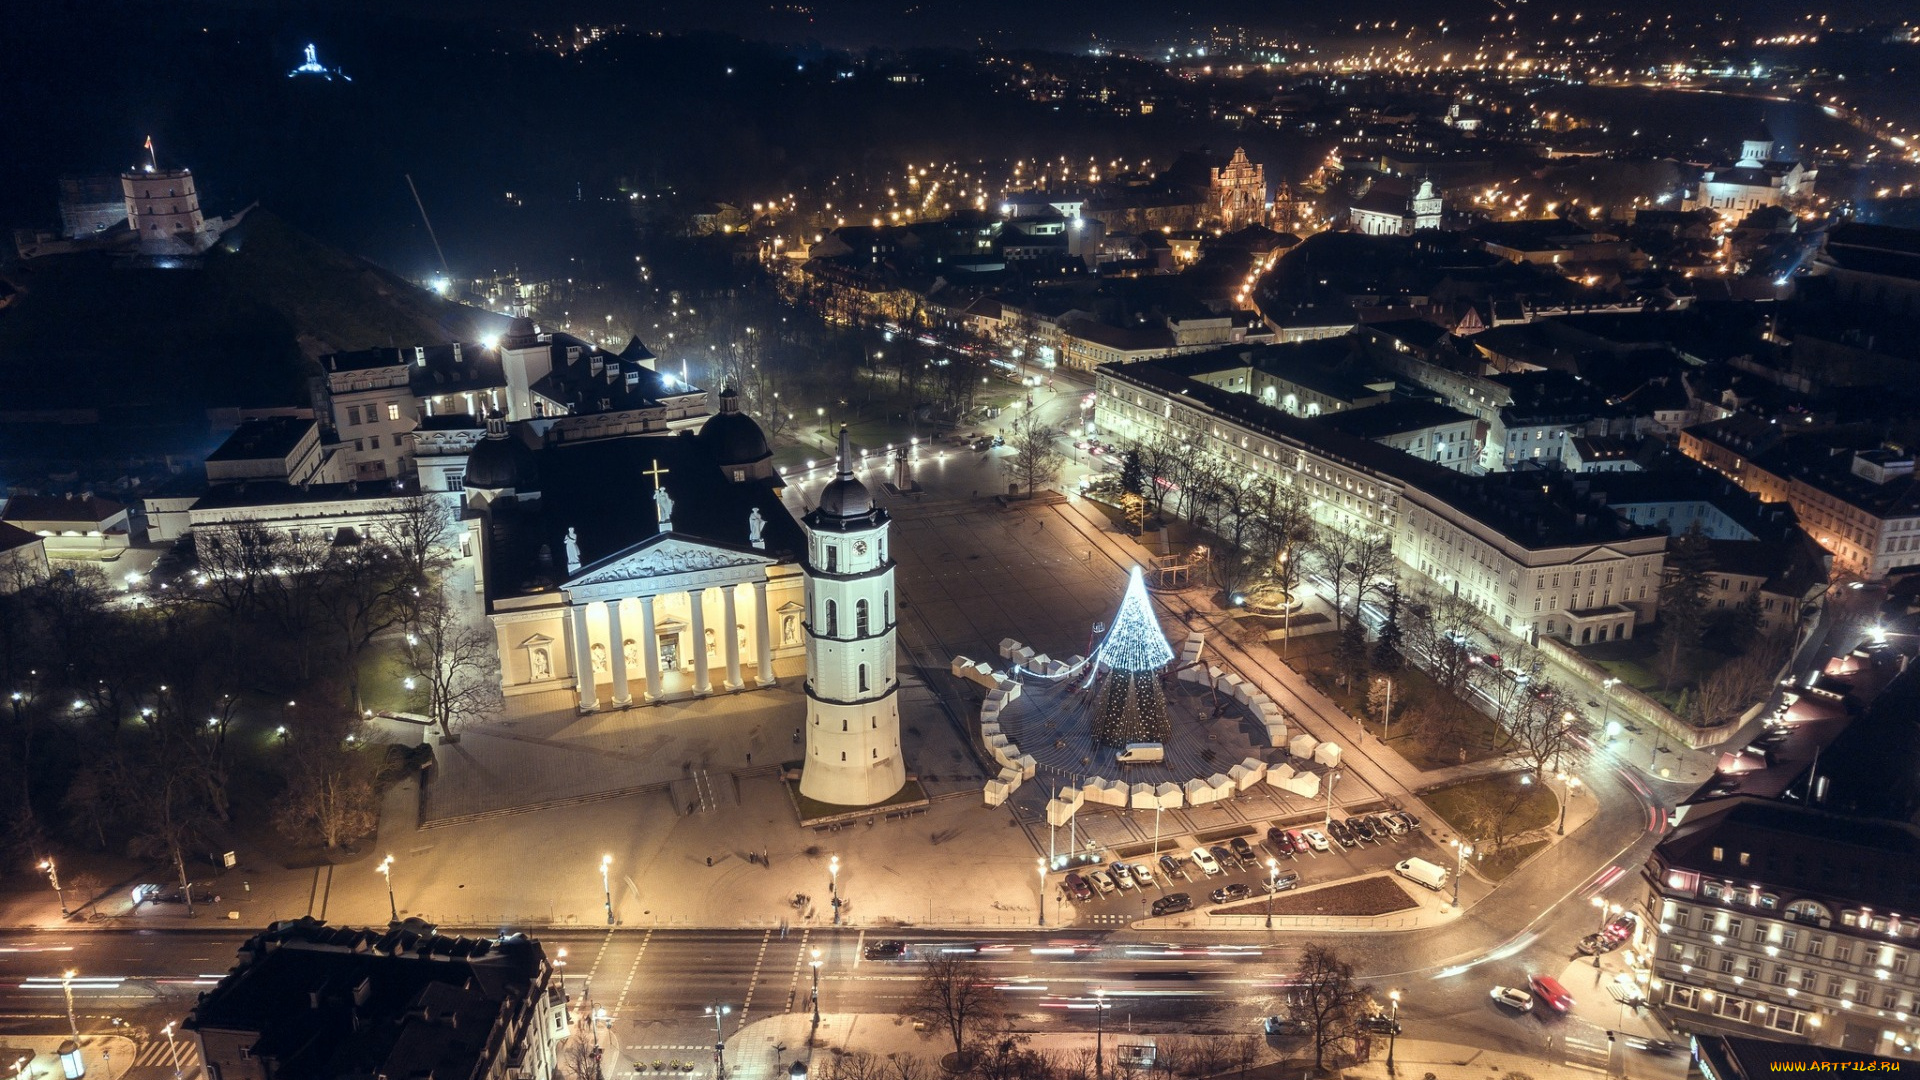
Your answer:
563,533 -> 778,600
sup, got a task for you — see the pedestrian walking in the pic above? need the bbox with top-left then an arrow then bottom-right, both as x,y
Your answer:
706,856 -> 713,867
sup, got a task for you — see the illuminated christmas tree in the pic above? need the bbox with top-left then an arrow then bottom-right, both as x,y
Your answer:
1091,566 -> 1174,747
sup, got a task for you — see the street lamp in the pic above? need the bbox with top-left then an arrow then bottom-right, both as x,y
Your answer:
601,855 -> 614,925
1037,858 -> 1048,926
829,855 -> 842,925
1450,841 -> 1473,908
705,1003 -> 732,1080
62,969 -> 79,1040
1386,990 -> 1401,1075
1265,858 -> 1279,929
40,857 -> 68,916
1324,769 -> 1342,827
809,949 -> 822,1026
1592,897 -> 1623,968
162,1022 -> 184,1080
377,855 -> 396,923
1093,988 -> 1109,1080
1555,771 -> 1581,836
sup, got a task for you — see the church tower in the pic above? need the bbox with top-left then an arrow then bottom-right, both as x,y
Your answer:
799,428 -> 906,806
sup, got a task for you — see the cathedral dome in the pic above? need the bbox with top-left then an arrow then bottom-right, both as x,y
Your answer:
816,427 -> 874,519
503,317 -> 539,348
464,414 -> 540,492
699,387 -> 773,469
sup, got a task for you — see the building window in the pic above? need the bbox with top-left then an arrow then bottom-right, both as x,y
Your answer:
1746,958 -> 1763,979
825,546 -> 837,572
369,436 -> 381,450
1836,943 -> 1852,964
858,665 -> 869,693
1669,985 -> 1699,1010
825,600 -> 837,637
1712,846 -> 1724,862
1772,965 -> 1790,985
1720,953 -> 1737,974
346,406 -> 361,425
1895,953 -> 1909,975
447,473 -> 465,491
856,599 -> 870,636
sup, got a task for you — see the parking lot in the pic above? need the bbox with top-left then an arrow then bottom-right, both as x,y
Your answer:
1051,806 -> 1448,923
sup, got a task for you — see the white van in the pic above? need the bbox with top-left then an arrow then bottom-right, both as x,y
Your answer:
1394,857 -> 1447,891
1116,742 -> 1165,764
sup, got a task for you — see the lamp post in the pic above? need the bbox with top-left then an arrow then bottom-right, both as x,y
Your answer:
62,969 -> 79,1040
601,855 -> 614,925
1555,771 -> 1580,836
705,1004 -> 731,1080
830,855 -> 841,925
1324,769 -> 1342,827
809,950 -> 822,1026
1592,897 -> 1623,968
1450,841 -> 1472,908
1037,858 -> 1048,926
1265,858 -> 1279,929
40,857 -> 67,916
1093,988 -> 1108,1080
377,855 -> 396,923
162,1022 -> 184,1080
1375,677 -> 1395,740
1386,990 -> 1401,1075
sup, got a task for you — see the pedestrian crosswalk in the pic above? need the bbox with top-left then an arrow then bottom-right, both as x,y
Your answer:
129,1039 -> 203,1071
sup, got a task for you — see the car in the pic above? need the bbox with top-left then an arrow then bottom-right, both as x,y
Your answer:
1287,828 -> 1311,850
1210,883 -> 1252,903
863,940 -> 907,960
1229,836 -> 1258,863
1151,893 -> 1194,916
1263,1016 -> 1309,1037
1605,912 -> 1639,941
1131,863 -> 1156,889
1346,816 -> 1376,841
1622,1037 -> 1681,1055
1576,933 -> 1618,956
1327,820 -> 1358,848
1484,653 -> 1503,667
1490,986 -> 1535,1012
1359,1014 -> 1401,1036
1090,870 -> 1118,894
1392,810 -> 1422,831
1159,854 -> 1186,879
1063,874 -> 1094,902
1267,827 -> 1295,856
1375,814 -> 1407,837
1301,829 -> 1331,852
1109,863 -> 1136,890
1529,974 -> 1574,1013
1263,870 -> 1302,892
1210,845 -> 1240,871
1191,847 -> 1223,876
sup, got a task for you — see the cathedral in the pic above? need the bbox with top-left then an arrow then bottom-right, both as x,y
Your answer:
463,356 -> 906,807
1209,147 -> 1268,230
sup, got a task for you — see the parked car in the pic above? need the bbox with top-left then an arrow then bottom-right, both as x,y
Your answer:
1301,829 -> 1331,852
1267,827 -> 1295,856
1130,863 -> 1156,889
1090,870 -> 1118,894
1159,854 -> 1186,879
1327,820 -> 1357,848
863,940 -> 907,960
1229,836 -> 1258,863
1263,870 -> 1302,892
1577,933 -> 1618,956
1191,847 -> 1222,876
1346,816 -> 1376,842
1490,986 -> 1535,1012
1063,874 -> 1094,902
1151,893 -> 1194,916
1109,863 -> 1136,890
1209,883 -> 1252,904
1287,829 -> 1311,850
1263,1016 -> 1309,1037
1391,810 -> 1422,830
1210,844 -> 1240,871
1605,912 -> 1639,941
1372,813 -> 1403,837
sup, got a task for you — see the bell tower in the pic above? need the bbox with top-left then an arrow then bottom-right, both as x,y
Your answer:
799,428 -> 906,806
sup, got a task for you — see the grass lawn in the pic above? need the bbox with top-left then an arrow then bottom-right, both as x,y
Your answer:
1474,839 -> 1549,882
1421,773 -> 1561,840
1213,874 -> 1417,917
1276,634 -> 1505,771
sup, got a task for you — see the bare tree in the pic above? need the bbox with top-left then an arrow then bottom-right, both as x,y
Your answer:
398,591 -> 502,739
117,743 -> 213,918
374,495 -> 456,601
900,953 -> 1007,1062
1456,777 -> 1539,855
1002,411 -> 1065,498
883,1055 -> 927,1080
1230,1033 -> 1265,1078
1305,528 -> 1360,631
1285,944 -> 1370,1075
273,721 -> 382,851
1497,681 -> 1592,781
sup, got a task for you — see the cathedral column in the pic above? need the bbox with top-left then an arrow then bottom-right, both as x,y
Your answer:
606,599 -> 632,707
570,602 -> 598,712
722,585 -> 744,691
753,580 -> 775,687
639,594 -> 662,703
689,587 -> 711,694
